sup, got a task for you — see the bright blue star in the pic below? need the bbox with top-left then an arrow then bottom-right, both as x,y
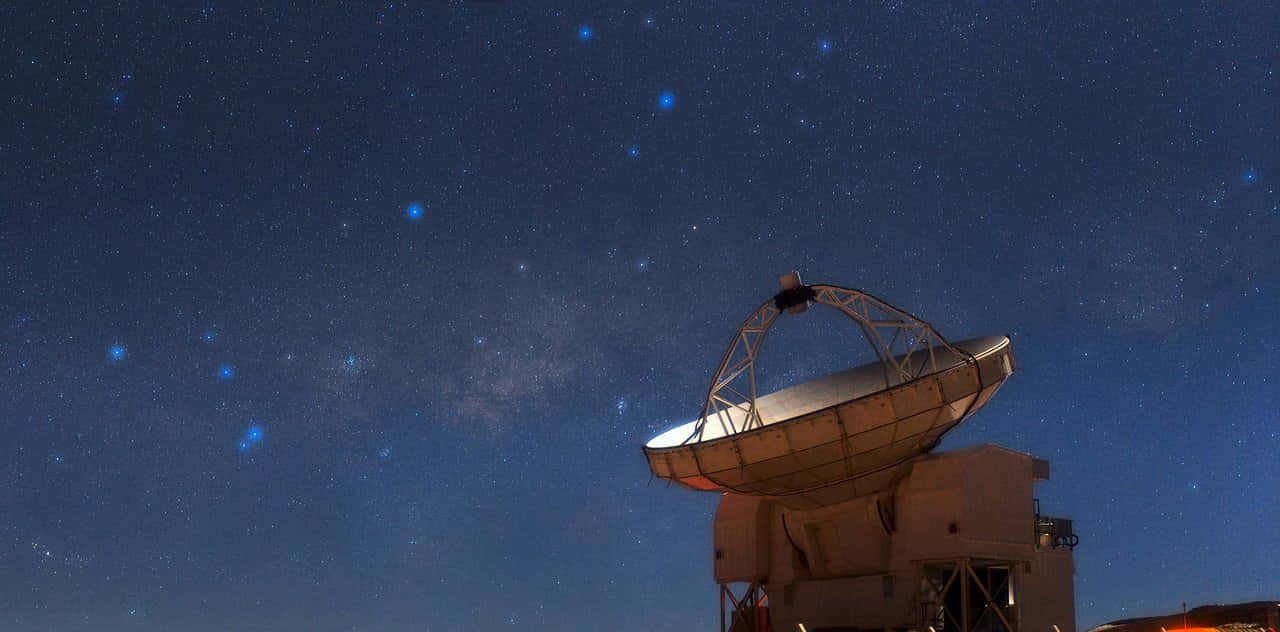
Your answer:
218,364 -> 234,380
1243,168 -> 1258,184
578,25 -> 592,41
406,203 -> 424,220
108,344 -> 126,361
238,425 -> 264,453
818,39 -> 833,54
110,93 -> 123,106
626,145 -> 640,158
658,92 -> 675,110
201,331 -> 217,343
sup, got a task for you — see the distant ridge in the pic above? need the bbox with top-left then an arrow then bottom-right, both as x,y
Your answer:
1089,601 -> 1280,632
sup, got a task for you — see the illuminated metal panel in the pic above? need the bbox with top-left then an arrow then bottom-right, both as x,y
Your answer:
643,280 -> 1015,509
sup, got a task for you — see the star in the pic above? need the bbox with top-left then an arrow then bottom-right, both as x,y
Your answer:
239,425 -> 264,453
6,5 -> 1272,628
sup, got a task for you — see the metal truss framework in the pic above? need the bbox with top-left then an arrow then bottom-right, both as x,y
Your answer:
719,581 -> 768,632
688,284 -> 972,444
917,558 -> 1018,632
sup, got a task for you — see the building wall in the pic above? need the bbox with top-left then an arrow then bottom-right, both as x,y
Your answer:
1018,550 -> 1076,632
715,444 -> 1076,631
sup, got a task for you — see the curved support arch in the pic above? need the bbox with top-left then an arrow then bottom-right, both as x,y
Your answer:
687,284 -> 975,444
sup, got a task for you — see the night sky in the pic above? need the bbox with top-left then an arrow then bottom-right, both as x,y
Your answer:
2,3 -> 1277,631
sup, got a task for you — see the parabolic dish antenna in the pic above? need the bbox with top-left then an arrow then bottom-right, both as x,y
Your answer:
643,274 -> 1015,509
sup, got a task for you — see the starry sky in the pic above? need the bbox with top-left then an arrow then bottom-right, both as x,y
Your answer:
1,3 -> 1277,631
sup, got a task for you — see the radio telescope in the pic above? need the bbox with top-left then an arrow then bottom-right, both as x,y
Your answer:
644,273 -> 1015,510
642,273 -> 1076,632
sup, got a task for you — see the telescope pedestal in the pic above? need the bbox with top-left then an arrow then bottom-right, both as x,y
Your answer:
713,445 -> 1076,632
